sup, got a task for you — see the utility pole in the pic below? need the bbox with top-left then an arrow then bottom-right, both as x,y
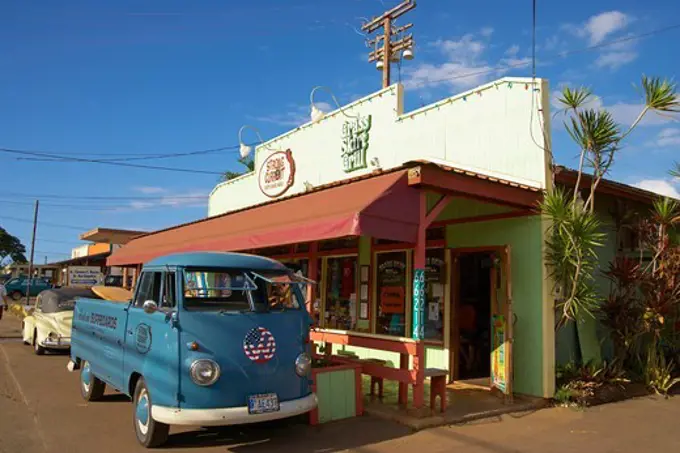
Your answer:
25,200 -> 39,306
363,0 -> 416,88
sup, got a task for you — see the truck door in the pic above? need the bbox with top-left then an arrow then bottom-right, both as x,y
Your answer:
123,271 -> 179,403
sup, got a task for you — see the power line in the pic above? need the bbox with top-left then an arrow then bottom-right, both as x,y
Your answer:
0,199 -> 206,211
13,144 -> 243,162
0,192 -> 206,201
0,147 -> 224,175
0,215 -> 89,231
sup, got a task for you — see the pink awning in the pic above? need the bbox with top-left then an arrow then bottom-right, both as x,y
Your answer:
108,170 -> 420,266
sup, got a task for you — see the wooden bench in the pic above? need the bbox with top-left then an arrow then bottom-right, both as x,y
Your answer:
425,368 -> 448,413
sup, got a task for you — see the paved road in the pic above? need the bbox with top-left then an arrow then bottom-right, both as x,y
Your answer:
2,313 -> 680,452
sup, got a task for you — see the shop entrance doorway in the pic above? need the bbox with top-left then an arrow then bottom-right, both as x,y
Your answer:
454,252 -> 493,383
450,247 -> 513,399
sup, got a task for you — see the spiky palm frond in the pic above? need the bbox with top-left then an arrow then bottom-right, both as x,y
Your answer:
642,75 -> 680,113
558,86 -> 593,111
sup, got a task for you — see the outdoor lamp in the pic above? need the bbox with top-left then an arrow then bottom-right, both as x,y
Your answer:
237,125 -> 266,159
309,86 -> 358,124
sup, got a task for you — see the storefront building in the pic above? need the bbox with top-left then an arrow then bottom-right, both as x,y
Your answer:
109,77 -> 556,405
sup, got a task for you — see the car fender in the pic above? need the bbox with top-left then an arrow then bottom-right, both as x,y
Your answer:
34,316 -> 56,343
22,316 -> 36,343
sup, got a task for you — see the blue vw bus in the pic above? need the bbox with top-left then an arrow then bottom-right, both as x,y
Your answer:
68,252 -> 316,448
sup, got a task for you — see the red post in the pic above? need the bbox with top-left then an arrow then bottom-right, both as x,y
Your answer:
398,353 -> 409,406
307,242 -> 319,319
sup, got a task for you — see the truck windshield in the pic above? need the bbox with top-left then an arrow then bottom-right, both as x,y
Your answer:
182,269 -> 304,313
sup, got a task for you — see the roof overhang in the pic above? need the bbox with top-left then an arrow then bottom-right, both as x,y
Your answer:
79,228 -> 147,245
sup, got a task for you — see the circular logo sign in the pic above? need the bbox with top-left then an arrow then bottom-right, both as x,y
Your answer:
135,324 -> 152,354
243,327 -> 277,363
258,150 -> 296,198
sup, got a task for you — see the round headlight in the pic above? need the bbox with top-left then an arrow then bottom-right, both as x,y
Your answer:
295,353 -> 311,377
48,332 -> 58,340
189,359 -> 220,386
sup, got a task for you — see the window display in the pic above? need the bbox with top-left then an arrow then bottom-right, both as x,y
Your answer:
422,248 -> 445,342
324,257 -> 358,330
376,251 -> 407,337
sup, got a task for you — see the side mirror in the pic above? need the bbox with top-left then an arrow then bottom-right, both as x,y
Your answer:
143,300 -> 158,314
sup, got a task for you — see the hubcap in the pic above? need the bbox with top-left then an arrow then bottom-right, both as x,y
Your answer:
81,362 -> 91,393
136,390 -> 150,436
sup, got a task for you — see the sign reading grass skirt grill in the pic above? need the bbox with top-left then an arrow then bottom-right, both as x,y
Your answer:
310,361 -> 363,425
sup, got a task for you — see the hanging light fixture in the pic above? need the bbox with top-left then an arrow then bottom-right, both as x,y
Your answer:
237,125 -> 266,159
309,86 -> 359,123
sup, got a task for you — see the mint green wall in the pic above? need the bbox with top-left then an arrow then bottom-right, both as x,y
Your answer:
446,215 -> 545,397
428,194 -> 512,219
315,368 -> 357,423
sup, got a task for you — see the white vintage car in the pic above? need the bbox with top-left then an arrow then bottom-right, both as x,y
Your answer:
22,287 -> 99,355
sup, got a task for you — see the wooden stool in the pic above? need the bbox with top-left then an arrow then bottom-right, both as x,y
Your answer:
370,376 -> 384,399
361,358 -> 387,400
425,368 -> 448,413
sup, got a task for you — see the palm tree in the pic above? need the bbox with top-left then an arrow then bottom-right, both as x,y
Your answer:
221,157 -> 255,182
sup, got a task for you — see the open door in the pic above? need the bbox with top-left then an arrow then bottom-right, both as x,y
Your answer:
490,246 -> 513,402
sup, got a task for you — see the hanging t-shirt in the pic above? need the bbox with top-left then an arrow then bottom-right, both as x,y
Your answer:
340,258 -> 354,299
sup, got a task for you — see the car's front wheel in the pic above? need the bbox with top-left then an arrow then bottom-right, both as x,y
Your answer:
79,360 -> 105,401
133,378 -> 169,448
10,291 -> 22,301
33,330 -> 45,355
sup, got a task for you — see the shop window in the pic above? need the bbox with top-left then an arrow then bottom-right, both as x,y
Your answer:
281,258 -> 322,325
374,238 -> 403,246
323,256 -> 358,330
376,251 -> 407,337
421,248 -> 446,342
319,237 -> 358,252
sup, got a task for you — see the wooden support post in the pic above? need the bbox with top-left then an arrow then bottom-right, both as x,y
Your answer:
398,353 -> 409,406
122,267 -> 129,290
307,242 -> 319,319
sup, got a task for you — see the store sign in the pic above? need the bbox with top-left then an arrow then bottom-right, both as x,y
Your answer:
258,150 -> 296,198
68,266 -> 103,287
380,286 -> 405,314
341,114 -> 372,173
425,256 -> 446,283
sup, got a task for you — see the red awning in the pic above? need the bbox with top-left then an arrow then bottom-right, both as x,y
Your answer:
108,170 -> 420,266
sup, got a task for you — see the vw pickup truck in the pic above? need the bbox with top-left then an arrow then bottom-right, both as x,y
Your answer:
68,252 -> 316,448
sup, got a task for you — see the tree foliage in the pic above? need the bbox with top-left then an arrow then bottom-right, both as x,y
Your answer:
545,76 -> 678,329
0,227 -> 27,265
221,156 -> 255,182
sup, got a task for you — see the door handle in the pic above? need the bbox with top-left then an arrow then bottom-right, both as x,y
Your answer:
127,330 -> 134,335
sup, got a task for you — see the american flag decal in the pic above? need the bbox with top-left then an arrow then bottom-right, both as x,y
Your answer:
243,327 -> 276,363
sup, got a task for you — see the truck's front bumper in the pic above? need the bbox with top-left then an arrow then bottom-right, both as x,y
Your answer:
151,393 -> 317,427
41,337 -> 71,349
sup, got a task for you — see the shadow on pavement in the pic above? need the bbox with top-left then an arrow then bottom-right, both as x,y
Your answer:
164,415 -> 412,451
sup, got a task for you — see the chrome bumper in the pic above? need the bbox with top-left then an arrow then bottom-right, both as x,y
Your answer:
152,393 -> 317,427
41,337 -> 71,349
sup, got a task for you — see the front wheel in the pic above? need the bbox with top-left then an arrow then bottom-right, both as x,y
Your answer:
11,291 -> 22,301
33,331 -> 45,355
80,360 -> 105,401
133,378 -> 169,448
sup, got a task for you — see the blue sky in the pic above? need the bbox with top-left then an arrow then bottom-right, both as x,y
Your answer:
1,0 -> 679,263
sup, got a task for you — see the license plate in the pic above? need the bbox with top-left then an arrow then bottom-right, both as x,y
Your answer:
248,393 -> 280,414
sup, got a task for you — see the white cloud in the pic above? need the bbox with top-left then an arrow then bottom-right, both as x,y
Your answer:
574,11 -> 632,45
480,27 -> 494,38
133,186 -> 166,194
404,31 -> 529,91
505,44 -> 520,56
563,11 -> 637,70
608,102 -> 680,127
655,128 -> 680,147
117,190 -> 207,212
249,101 -> 333,127
634,179 -> 680,199
594,51 -> 638,70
